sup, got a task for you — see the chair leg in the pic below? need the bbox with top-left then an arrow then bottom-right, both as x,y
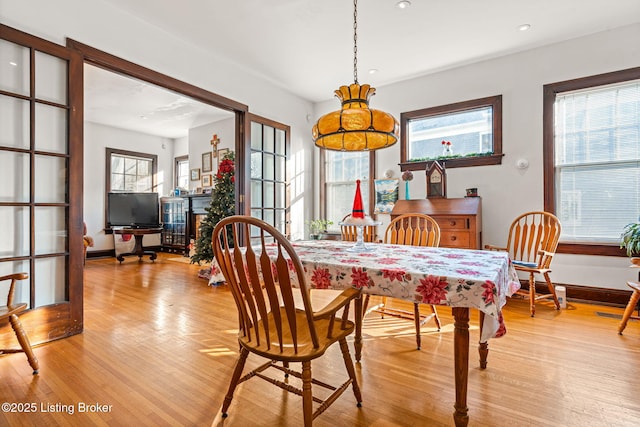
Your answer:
362,294 -> 370,316
618,289 -> 640,335
9,314 -> 39,375
338,338 -> 362,406
221,347 -> 249,417
302,361 -> 313,427
380,296 -> 388,318
431,305 -> 441,330
414,303 -> 421,350
529,272 -> 536,317
413,304 -> 441,350
544,272 -> 560,310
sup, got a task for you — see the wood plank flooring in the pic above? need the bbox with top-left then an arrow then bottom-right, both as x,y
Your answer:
1,253 -> 639,426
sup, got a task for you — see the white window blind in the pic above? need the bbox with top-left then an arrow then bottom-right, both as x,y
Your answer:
554,80 -> 640,243
324,151 -> 370,231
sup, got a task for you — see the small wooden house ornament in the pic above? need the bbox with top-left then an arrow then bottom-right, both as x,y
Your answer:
426,161 -> 446,199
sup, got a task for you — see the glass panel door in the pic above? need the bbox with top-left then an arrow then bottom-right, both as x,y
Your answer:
248,115 -> 290,238
0,24 -> 83,345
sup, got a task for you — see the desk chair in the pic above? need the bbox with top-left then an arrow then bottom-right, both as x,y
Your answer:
0,273 -> 39,374
485,211 -> 561,317
366,213 -> 442,350
213,215 -> 362,426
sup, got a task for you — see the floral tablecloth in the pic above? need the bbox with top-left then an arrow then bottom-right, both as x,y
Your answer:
209,240 -> 521,341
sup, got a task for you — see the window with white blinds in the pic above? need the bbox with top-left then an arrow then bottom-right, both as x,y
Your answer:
554,79 -> 640,243
323,150 -> 371,231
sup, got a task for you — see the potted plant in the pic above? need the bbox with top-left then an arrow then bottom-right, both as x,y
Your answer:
307,219 -> 333,240
620,221 -> 640,257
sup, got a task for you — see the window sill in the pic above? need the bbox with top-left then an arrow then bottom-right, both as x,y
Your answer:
399,154 -> 504,171
557,242 -> 627,257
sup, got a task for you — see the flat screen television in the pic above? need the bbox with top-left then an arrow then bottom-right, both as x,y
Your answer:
107,192 -> 160,228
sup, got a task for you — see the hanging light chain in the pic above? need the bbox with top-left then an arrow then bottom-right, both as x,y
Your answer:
353,0 -> 359,84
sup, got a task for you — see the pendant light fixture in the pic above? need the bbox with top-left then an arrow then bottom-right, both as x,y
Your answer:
312,0 -> 399,151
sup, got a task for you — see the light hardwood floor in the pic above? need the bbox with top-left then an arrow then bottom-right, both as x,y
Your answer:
1,253 -> 639,426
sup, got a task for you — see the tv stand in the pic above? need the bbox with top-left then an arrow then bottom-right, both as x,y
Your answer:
113,227 -> 163,263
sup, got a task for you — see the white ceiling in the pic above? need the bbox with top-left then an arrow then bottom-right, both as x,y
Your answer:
84,64 -> 232,139
86,0 -> 640,139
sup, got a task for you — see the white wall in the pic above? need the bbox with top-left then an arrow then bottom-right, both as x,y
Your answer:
83,121 -> 175,250
315,23 -> 640,291
3,0 -> 315,243
188,118 -> 234,192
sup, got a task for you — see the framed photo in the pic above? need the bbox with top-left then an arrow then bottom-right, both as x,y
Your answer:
217,148 -> 230,164
374,179 -> 399,214
195,187 -> 203,194
190,168 -> 200,181
202,174 -> 212,187
202,152 -> 212,173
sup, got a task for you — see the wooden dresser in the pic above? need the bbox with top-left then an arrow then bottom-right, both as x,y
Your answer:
390,198 -> 482,249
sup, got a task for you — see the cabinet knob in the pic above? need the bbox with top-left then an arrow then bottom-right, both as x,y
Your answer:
450,236 -> 457,241
450,220 -> 457,226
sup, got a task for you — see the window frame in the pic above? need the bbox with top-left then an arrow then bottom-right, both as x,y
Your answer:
174,154 -> 188,190
319,149 -> 376,231
543,66 -> 640,256
104,147 -> 158,230
399,95 -> 503,171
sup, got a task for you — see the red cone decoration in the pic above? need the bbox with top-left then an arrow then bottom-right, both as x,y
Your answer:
351,179 -> 365,219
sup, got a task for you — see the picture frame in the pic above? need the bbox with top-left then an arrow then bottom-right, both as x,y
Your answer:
190,168 -> 200,181
202,152 -> 212,173
374,179 -> 399,214
217,148 -> 230,164
202,174 -> 212,187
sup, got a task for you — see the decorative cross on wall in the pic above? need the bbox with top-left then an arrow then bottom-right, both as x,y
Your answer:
210,134 -> 220,157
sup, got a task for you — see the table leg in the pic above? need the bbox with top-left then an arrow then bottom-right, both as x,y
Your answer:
354,294 -> 363,362
133,235 -> 145,260
452,307 -> 469,427
478,310 -> 488,369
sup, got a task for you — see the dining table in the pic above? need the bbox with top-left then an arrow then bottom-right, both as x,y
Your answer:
209,239 -> 521,427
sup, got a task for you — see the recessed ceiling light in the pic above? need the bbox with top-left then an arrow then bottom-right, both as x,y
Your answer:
518,24 -> 531,32
396,1 -> 411,9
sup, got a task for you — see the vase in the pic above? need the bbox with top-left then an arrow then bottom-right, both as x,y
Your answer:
443,145 -> 453,156
405,180 -> 410,200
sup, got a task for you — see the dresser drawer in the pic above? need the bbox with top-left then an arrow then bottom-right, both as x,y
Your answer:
440,231 -> 470,248
436,216 -> 469,230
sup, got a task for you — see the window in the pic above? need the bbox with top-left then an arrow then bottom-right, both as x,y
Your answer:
543,67 -> 640,255
400,95 -> 503,171
105,148 -> 157,228
320,150 -> 375,231
175,155 -> 189,190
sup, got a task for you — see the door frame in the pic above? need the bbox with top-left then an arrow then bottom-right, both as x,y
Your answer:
65,39 -> 251,219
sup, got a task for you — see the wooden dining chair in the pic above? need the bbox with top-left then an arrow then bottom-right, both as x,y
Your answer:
212,215 -> 362,426
365,213 -> 442,350
485,211 -> 562,317
0,272 -> 39,374
340,214 -> 377,243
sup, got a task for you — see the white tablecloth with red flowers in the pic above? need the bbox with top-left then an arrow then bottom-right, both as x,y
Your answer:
209,240 -> 521,342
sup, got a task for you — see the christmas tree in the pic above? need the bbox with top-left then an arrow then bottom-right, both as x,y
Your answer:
191,151 -> 235,264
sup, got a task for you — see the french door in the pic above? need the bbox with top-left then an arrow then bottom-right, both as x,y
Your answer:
0,25 -> 84,346
247,114 -> 290,238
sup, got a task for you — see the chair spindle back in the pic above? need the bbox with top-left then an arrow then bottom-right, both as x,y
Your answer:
212,216 -> 319,353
